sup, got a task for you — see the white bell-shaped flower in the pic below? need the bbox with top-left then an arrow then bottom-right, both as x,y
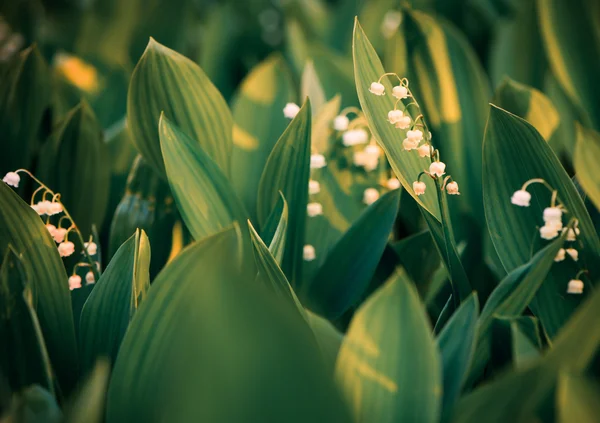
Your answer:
567,279 -> 584,294
84,241 -> 97,255
565,248 -> 578,261
86,271 -> 95,284
3,171 -> 20,187
307,202 -> 323,217
394,116 -> 411,129
392,85 -> 408,99
402,138 -> 419,151
413,181 -> 426,196
310,154 -> 327,169
446,181 -> 460,195
543,207 -> 562,224
565,227 -> 580,241
46,224 -> 57,238
388,110 -> 405,124
303,244 -> 316,261
342,129 -> 369,146
283,102 -> 300,119
554,248 -> 566,262
406,129 -> 423,143
308,179 -> 320,195
68,275 -> 82,291
540,223 -> 561,240
333,115 -> 349,131
417,144 -> 431,158
429,161 -> 446,177
511,190 -> 531,207
369,82 -> 385,96
386,178 -> 401,190
58,241 -> 75,257
363,188 -> 380,205
47,202 -> 63,216
53,227 -> 68,244
364,144 -> 381,157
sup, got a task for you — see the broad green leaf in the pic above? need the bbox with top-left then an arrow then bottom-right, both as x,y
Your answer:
483,105 -> 600,337
230,55 -> 296,220
107,226 -> 351,422
301,60 -> 326,114
306,310 -> 344,374
304,188 -> 400,319
335,270 -> 441,423
386,10 -> 491,222
108,155 -> 176,278
267,194 -> 288,265
79,230 -> 150,373
0,45 -> 51,172
556,373 -> 600,423
257,100 -> 312,287
37,101 -> 110,235
574,125 -> 600,211
0,248 -> 53,394
436,293 -> 479,414
353,19 -> 439,218
491,316 -> 541,369
260,192 -> 287,251
64,359 -> 110,423
468,234 -> 565,382
489,0 -> 547,90
538,0 -> 600,130
2,385 -> 62,423
159,115 -> 247,241
0,183 -> 78,394
248,220 -> 304,316
128,38 -> 233,176
493,78 -> 559,142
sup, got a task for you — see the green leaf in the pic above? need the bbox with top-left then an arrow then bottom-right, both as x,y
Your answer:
491,316 -> 541,369
0,183 -> 78,394
127,38 -> 233,176
556,373 -> 600,423
79,229 -> 150,373
306,310 -> 344,374
301,60 -> 327,114
107,225 -> 351,422
574,125 -> 600,211
159,115 -> 247,241
3,385 -> 62,423
230,55 -> 296,220
0,45 -> 51,172
248,220 -> 304,316
335,270 -> 441,423
267,193 -> 288,265
436,293 -> 479,414
63,359 -> 110,423
483,105 -> 600,337
538,0 -> 600,129
37,101 -> 110,235
492,78 -> 559,142
304,189 -> 400,319
0,248 -> 53,394
352,19 -> 439,218
257,100 -> 312,287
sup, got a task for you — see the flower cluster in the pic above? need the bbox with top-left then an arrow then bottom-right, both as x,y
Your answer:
3,169 -> 100,290
368,73 -> 459,198
511,178 -> 586,294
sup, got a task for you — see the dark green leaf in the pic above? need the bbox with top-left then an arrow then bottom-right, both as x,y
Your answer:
574,125 -> 600,211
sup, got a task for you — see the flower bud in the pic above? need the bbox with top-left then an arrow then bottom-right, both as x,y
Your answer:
333,115 -> 349,131
310,154 -> 327,169
86,271 -> 95,284
309,179 -> 320,195
307,202 -> 323,217
363,188 -> 380,205
369,82 -> 385,96
283,102 -> 300,119
303,244 -> 316,261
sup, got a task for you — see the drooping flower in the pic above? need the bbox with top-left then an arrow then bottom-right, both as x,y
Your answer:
392,85 -> 408,100
47,202 -> 63,216
342,129 -> 369,146
567,279 -> 584,294
406,129 -> 423,143
68,275 -> 82,291
565,227 -> 580,242
84,241 -> 97,255
540,222 -> 561,240
307,202 -> 323,217
310,154 -> 327,169
566,248 -> 579,261
413,181 -> 426,196
283,102 -> 300,119
309,179 -> 320,195
46,224 -> 57,238
58,241 -> 75,257
86,271 -> 95,284
402,138 -> 419,151
53,227 -> 68,243
333,115 -> 349,131
394,116 -> 411,129
417,144 -> 431,158
3,171 -> 20,187
429,161 -> 446,177
388,110 -> 405,124
303,244 -> 316,261
446,181 -> 460,195
363,188 -> 380,205
386,178 -> 401,190
31,202 -> 47,215
511,190 -> 531,207
369,82 -> 385,96
543,207 -> 563,225
554,248 -> 566,262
